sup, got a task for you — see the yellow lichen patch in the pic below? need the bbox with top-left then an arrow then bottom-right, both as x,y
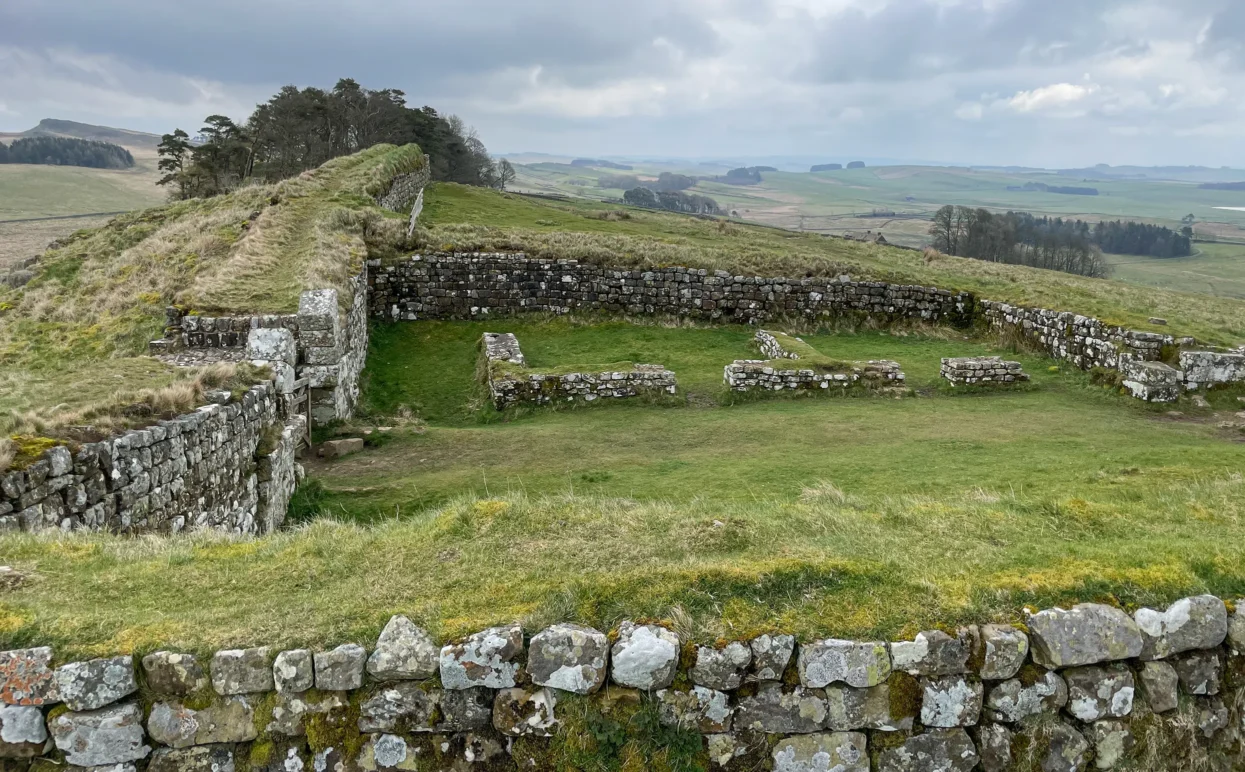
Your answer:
91,621 -> 189,656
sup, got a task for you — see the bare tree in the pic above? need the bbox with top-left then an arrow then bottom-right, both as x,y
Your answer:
496,159 -> 517,190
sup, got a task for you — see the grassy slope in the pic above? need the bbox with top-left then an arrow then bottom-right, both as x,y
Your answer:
1106,242 -> 1245,299
0,144 -> 425,430
419,184 -> 1245,345
0,162 -> 164,220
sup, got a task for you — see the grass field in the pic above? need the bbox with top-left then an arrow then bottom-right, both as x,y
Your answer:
7,319 -> 1245,656
0,215 -> 114,270
0,148 -> 164,220
1106,242 -> 1245,299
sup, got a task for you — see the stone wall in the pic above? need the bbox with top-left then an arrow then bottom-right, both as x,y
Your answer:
0,382 -> 304,535
1180,350 -> 1245,390
482,332 -> 677,410
940,357 -> 1030,386
369,253 -> 976,326
3,594 -> 1242,771
726,330 -> 905,393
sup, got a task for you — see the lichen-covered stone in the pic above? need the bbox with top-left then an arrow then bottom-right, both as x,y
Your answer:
1191,696 -> 1230,739
141,652 -> 207,697
974,723 -> 1014,772
1228,600 -> 1245,655
1172,650 -> 1220,696
210,648 -> 273,695
440,624 -> 524,690
0,648 -> 58,706
314,644 -> 366,691
610,622 -> 679,691
357,733 -> 416,771
528,623 -> 609,694
366,616 -> 438,682
706,732 -> 750,768
49,703 -> 150,767
772,731 -> 868,772
735,683 -> 827,734
1063,665 -> 1134,722
921,676 -> 983,728
750,634 -> 796,681
146,696 -> 257,748
246,328 -> 297,367
1041,722 -> 1090,772
692,643 -> 752,691
357,682 -> 436,733
877,728 -> 979,772
656,687 -> 733,733
1088,720 -> 1133,770
1134,595 -> 1227,660
824,683 -> 913,732
1026,604 -> 1143,668
438,687 -> 493,731
797,639 -> 891,688
979,625 -> 1029,680
984,671 -> 1068,723
273,650 -> 313,694
1136,660 -> 1178,713
55,657 -> 137,711
148,744 -> 235,772
0,705 -> 49,758
890,630 -> 969,677
492,687 -> 558,737
265,689 -> 346,737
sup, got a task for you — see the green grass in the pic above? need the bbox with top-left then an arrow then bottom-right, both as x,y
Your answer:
1106,242 -> 1245,300
0,160 -> 164,220
417,183 -> 1245,346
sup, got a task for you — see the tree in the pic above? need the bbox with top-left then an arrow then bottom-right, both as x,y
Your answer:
623,187 -> 659,208
190,115 -> 252,196
156,129 -> 193,200
496,159 -> 516,190
1182,214 -> 1196,226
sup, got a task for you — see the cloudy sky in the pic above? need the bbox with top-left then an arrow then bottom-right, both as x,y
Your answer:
2,0 -> 1244,167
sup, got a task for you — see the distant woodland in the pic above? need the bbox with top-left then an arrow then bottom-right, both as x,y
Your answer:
0,136 -> 135,169
157,78 -> 506,199
623,187 -> 721,215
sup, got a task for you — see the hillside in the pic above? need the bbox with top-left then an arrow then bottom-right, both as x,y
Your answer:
0,143 -> 425,436
10,117 -> 164,149
417,183 -> 1245,345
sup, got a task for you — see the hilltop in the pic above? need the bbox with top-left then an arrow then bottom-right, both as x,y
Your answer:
0,118 -> 164,150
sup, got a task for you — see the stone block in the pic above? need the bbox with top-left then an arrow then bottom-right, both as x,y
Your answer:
493,686 -> 558,737
1089,720 -> 1134,770
610,622 -> 679,690
0,705 -> 49,758
692,642 -> 751,691
528,623 -> 609,694
440,624 -> 524,690
1136,660 -> 1178,713
0,648 -> 58,706
656,686 -> 732,733
1063,664 -> 1134,721
1026,603 -> 1143,668
314,644 -> 367,691
797,639 -> 891,688
146,696 -> 257,748
921,675 -> 983,727
367,615 -> 439,682
55,657 -> 137,712
890,630 -> 970,676
148,745 -> 235,772
824,681 -> 915,732
772,731 -> 868,772
357,682 -> 437,733
1172,650 -> 1220,695
750,634 -> 796,681
1134,595 -> 1227,660
978,625 -> 1029,680
321,438 -> 364,459
48,703 -> 150,767
246,328 -> 297,367
877,728 -> 978,772
735,683 -> 827,734
984,671 -> 1068,723
210,648 -> 274,695
273,649 -> 314,694
141,652 -> 208,698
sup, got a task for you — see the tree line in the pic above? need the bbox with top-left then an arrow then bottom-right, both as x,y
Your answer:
157,78 -> 513,199
0,136 -> 134,169
930,206 -> 1109,278
623,187 -> 721,215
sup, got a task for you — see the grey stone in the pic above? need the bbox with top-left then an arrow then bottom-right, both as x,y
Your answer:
265,689 -> 346,737
1026,604 -> 1143,668
0,704 -> 49,757
772,732 -> 868,772
55,657 -> 137,711
1134,595 -> 1227,660
610,622 -> 679,690
1088,720 -> 1133,770
1041,722 -> 1090,772
797,639 -> 891,688
1063,665 -> 1134,722
1172,650 -> 1220,695
706,732 -> 751,769
656,686 -> 732,733
314,643 -> 366,691
979,625 -> 1029,680
357,682 -> 436,733
0,647 -> 59,705
297,289 -> 339,331
877,728 -> 979,772
438,687 -> 493,731
1192,696 -> 1230,738
735,682 -> 827,734
1137,661 -> 1178,713
273,649 -> 314,693
246,328 -> 297,367
890,630 -> 969,676
146,696 -> 257,748
47,446 -> 72,477
440,624 -> 524,690
357,733 -> 412,771
921,675 -> 983,728
210,648 -> 273,694
148,745 -> 235,772
492,687 -> 558,737
141,652 -> 207,697
1228,600 -> 1245,655
49,703 -> 150,767
321,439 -> 363,459
692,642 -> 751,691
985,671 -> 1068,723
750,634 -> 796,680
974,723 -> 1014,772
824,682 -> 914,732
367,616 -> 439,682
528,623 -> 609,695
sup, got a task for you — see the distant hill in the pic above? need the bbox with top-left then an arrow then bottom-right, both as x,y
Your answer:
14,119 -> 163,150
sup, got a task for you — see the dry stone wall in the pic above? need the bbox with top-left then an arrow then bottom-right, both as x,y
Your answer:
0,382 -> 303,535
940,357 -> 1029,386
4,594 -> 1243,771
726,330 -> 905,393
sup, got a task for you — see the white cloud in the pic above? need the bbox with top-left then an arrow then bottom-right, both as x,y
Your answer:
1005,82 -> 1098,113
955,102 -> 984,121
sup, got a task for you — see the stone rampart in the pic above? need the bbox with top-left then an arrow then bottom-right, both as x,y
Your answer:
2,594 -> 1240,770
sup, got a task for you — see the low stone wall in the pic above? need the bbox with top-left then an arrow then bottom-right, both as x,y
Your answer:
3,594 -> 1242,771
0,382 -> 304,535
940,357 -> 1029,386
1180,350 -> 1245,390
726,329 -> 905,393
369,253 -> 976,326
482,332 -> 677,410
